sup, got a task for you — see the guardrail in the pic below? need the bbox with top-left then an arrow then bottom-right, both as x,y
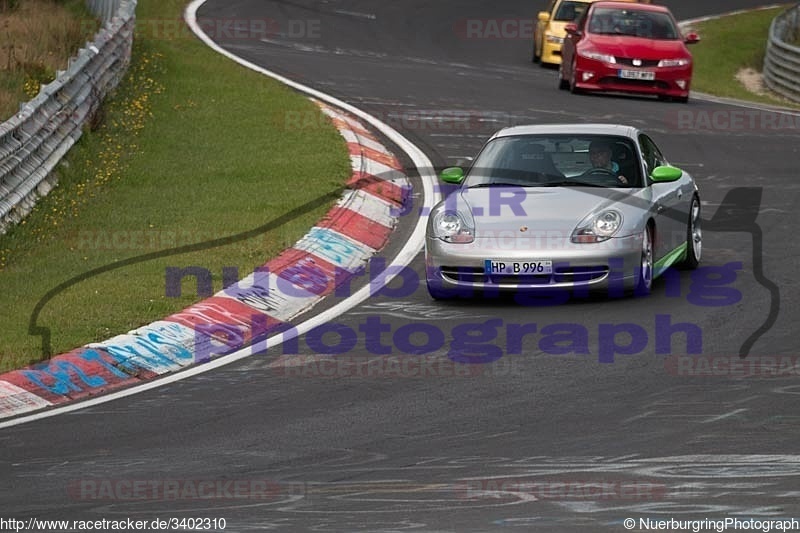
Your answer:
0,0 -> 136,236
763,3 -> 800,103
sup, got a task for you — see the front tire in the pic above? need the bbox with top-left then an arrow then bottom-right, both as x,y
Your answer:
680,195 -> 702,269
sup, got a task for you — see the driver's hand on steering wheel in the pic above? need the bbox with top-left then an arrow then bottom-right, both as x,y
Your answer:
617,175 -> 628,185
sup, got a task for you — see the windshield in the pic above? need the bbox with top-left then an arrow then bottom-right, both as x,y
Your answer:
464,134 -> 642,188
587,7 -> 679,39
553,1 -> 589,22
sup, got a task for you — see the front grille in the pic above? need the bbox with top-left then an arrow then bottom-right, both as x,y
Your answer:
441,266 -> 487,283
599,77 -> 670,90
554,266 -> 609,283
615,57 -> 660,68
490,274 -> 552,285
440,265 -> 608,286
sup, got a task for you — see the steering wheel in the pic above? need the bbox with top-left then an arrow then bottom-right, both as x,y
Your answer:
578,167 -> 628,187
581,167 -> 617,178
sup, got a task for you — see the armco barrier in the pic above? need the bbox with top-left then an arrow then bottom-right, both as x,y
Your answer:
0,0 -> 136,236
86,0 -> 124,24
764,3 -> 800,103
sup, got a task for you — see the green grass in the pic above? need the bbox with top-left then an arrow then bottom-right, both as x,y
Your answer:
0,0 -> 100,120
690,5 -> 800,109
0,0 -> 351,371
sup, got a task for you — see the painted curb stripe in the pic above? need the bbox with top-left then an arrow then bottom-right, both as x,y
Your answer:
329,116 -> 372,136
348,143 -> 403,170
164,296 -> 290,358
338,128 -> 391,153
1,348 -> 145,404
128,321 -> 203,361
0,381 -> 52,418
265,248 -> 342,298
215,271 -> 324,322
318,207 -> 394,251
319,106 -> 373,135
336,189 -> 398,227
294,226 -> 377,272
348,171 -> 410,206
89,332 -> 194,376
354,156 -> 408,184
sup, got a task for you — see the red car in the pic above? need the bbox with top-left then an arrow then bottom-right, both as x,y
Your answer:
559,1 -> 699,102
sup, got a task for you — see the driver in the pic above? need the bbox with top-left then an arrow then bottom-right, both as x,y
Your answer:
588,141 -> 628,185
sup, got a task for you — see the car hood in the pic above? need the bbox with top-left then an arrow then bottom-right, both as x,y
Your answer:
585,35 -> 688,59
460,187 -> 644,238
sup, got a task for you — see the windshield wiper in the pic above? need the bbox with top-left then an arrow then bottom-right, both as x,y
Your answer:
544,180 -> 606,188
468,182 -> 534,188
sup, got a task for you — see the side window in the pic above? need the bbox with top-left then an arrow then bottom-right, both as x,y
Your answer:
644,135 -> 667,168
639,134 -> 669,182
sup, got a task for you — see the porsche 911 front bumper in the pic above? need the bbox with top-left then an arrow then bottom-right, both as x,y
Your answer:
425,233 -> 644,297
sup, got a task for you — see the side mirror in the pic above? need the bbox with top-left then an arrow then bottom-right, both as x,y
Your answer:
651,165 -> 683,182
538,11 -> 550,23
440,167 -> 465,184
684,32 -> 700,44
564,23 -> 580,35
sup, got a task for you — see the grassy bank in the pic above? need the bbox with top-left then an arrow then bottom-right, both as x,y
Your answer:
0,0 -> 351,371
0,0 -> 100,120
689,5 -> 800,108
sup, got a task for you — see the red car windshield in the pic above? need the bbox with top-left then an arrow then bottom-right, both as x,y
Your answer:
587,7 -> 679,40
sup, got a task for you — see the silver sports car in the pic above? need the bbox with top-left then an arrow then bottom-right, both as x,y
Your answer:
424,124 -> 702,299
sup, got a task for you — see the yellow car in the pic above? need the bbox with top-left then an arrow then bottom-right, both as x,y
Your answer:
533,0 -> 650,66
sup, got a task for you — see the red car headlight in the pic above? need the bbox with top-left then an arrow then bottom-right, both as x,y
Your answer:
578,50 -> 616,64
658,58 -> 691,67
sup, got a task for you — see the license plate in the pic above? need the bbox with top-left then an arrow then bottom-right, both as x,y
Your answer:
485,260 -> 553,275
618,69 -> 655,80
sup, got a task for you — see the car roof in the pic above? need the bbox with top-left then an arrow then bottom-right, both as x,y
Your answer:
588,1 -> 668,13
490,124 -> 639,140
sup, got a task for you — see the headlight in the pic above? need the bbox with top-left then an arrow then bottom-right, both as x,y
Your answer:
571,210 -> 623,243
579,50 -> 616,63
658,58 -> 691,67
545,34 -> 564,44
431,206 -> 475,244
